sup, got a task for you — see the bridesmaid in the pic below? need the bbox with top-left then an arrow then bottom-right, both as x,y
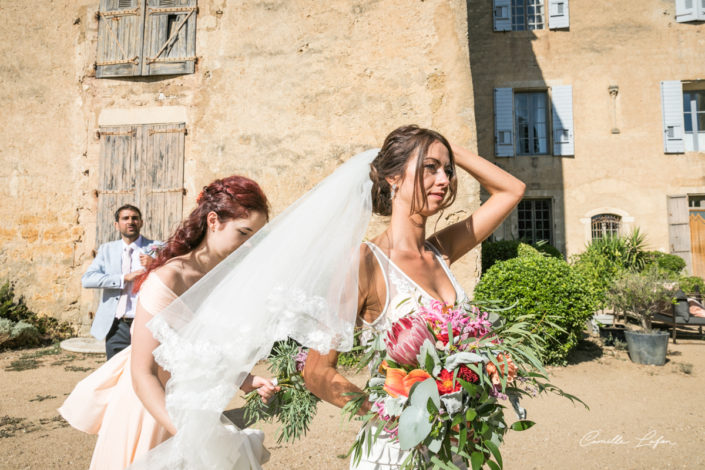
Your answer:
60,175 -> 277,470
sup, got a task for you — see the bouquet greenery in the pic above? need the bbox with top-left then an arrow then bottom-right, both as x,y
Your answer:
243,339 -> 320,443
343,299 -> 584,470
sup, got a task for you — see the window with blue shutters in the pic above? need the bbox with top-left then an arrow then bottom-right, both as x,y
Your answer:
494,86 -> 575,157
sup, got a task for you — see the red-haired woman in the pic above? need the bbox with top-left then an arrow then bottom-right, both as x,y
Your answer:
60,175 -> 276,470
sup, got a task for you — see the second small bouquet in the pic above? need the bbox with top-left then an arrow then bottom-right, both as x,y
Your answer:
243,339 -> 320,443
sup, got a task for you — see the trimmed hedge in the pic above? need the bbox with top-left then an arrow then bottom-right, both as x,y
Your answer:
481,239 -> 562,273
475,245 -> 597,365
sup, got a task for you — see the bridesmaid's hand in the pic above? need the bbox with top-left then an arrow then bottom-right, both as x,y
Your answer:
241,374 -> 280,403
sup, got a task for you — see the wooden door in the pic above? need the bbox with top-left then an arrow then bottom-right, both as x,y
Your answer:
139,123 -> 186,242
690,209 -> 705,278
96,126 -> 139,247
95,123 -> 185,248
667,195 -> 692,273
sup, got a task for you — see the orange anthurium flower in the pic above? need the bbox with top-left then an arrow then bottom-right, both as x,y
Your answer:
383,368 -> 432,398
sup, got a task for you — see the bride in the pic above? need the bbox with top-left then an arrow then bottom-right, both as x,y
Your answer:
303,125 -> 525,468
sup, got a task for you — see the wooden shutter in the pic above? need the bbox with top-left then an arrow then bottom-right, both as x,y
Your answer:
551,85 -> 575,156
667,195 -> 693,273
139,123 -> 186,242
661,81 -> 685,154
96,0 -> 146,78
493,0 -> 511,31
494,88 -> 515,157
548,0 -> 570,29
675,0 -> 699,22
96,126 -> 139,246
142,0 -> 197,76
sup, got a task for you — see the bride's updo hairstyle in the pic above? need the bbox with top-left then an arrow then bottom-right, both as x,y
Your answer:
134,175 -> 269,291
370,125 -> 457,216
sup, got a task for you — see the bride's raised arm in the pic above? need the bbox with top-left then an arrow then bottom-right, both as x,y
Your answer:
429,144 -> 525,264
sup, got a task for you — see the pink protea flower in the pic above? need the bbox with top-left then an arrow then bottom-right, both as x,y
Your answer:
384,315 -> 435,366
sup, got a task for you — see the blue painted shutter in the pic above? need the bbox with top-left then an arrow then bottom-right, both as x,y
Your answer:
700,0 -> 705,19
551,85 -> 574,156
493,0 -> 511,31
661,81 -> 685,154
548,0 -> 570,29
675,0 -> 699,22
494,88 -> 514,157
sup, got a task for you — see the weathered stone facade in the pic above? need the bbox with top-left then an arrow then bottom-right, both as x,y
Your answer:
467,0 -> 705,268
0,1 -> 480,329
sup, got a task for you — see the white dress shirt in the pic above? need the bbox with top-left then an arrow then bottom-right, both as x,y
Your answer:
119,235 -> 147,319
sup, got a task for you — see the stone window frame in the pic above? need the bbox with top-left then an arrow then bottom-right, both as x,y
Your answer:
590,214 -> 622,240
580,208 -> 634,245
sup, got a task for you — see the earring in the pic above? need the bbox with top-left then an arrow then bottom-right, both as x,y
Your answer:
390,184 -> 397,200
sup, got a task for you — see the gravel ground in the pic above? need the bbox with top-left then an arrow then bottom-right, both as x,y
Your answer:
1,335 -> 704,470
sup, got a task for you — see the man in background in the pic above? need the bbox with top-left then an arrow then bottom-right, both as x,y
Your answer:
82,205 -> 162,360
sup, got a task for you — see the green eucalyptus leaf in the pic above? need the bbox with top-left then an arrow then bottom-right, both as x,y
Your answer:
398,406 -> 431,450
409,378 -> 441,410
510,420 -> 535,431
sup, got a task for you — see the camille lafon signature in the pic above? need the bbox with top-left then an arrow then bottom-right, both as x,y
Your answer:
579,430 -> 676,449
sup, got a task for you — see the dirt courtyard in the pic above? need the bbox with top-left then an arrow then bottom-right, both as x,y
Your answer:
1,335 -> 704,470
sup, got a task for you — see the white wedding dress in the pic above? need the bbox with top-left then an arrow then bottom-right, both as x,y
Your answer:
353,241 -> 469,470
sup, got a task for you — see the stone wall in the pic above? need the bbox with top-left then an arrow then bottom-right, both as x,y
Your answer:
467,0 -> 705,258
0,0 -> 480,328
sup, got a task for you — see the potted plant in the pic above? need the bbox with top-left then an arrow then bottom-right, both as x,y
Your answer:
606,267 -> 675,365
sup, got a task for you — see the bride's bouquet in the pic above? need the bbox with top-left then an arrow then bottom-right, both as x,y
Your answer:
344,299 -> 582,469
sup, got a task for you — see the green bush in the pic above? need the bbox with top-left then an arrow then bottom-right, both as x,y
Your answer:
644,251 -> 686,275
679,276 -> 705,295
481,239 -> 562,273
570,249 -> 624,309
0,281 -> 74,349
475,250 -> 597,365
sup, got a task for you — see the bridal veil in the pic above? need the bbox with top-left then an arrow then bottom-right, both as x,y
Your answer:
129,149 -> 379,469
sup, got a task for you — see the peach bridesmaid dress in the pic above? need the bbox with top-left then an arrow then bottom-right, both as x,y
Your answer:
59,274 -> 177,470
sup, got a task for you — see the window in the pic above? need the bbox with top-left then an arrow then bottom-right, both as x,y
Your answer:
591,214 -> 621,240
684,90 -> 705,152
493,0 -> 569,31
511,0 -> 545,30
515,91 -> 549,155
494,86 -> 574,157
96,0 -> 197,78
518,199 -> 553,244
